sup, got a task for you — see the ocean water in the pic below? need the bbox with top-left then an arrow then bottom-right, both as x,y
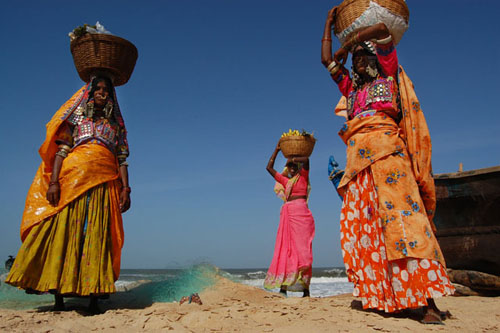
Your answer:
221,267 -> 353,298
0,265 -> 353,309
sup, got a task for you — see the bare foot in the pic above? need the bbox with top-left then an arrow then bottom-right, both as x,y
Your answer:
421,308 -> 444,325
53,295 -> 65,311
88,296 -> 103,315
427,298 -> 452,320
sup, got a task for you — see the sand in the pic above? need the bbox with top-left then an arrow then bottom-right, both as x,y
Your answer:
0,278 -> 499,332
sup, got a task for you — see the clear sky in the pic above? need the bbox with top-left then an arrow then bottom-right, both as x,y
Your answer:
0,1 -> 499,269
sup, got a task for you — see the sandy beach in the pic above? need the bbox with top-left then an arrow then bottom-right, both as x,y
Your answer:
0,278 -> 498,332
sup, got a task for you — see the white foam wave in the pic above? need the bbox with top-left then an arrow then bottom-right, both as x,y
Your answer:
311,277 -> 349,283
237,277 -> 353,298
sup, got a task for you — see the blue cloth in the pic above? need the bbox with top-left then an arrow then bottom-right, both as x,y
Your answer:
328,155 -> 344,201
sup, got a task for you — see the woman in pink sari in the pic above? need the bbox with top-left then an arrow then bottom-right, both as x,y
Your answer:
264,144 -> 315,297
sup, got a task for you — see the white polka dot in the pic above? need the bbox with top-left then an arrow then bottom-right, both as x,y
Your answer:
371,252 -> 380,263
357,269 -> 365,281
370,284 -> 377,294
420,259 -> 430,269
392,265 -> 400,275
406,259 -> 418,274
401,270 -> 409,282
365,265 -> 376,280
427,270 -> 437,281
364,224 -> 371,233
392,278 -> 403,292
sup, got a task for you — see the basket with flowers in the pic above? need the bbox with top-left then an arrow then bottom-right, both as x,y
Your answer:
279,129 -> 316,158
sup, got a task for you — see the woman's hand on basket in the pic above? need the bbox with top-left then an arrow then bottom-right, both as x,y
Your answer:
46,183 -> 61,207
326,7 -> 337,27
334,47 -> 348,65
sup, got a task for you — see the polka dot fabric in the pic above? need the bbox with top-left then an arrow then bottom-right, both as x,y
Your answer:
340,169 -> 454,313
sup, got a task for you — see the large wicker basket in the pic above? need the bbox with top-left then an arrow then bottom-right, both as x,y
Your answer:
279,135 -> 316,158
70,34 -> 138,86
334,0 -> 409,45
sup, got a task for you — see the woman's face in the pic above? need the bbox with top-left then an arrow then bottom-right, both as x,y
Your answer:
93,81 -> 110,107
352,46 -> 369,75
287,162 -> 298,177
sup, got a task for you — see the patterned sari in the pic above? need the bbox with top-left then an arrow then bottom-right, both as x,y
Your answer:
335,68 -> 454,312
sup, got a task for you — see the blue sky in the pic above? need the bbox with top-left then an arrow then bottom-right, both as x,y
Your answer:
0,1 -> 499,269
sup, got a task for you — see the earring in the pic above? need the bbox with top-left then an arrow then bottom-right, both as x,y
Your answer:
104,101 -> 113,119
351,69 -> 360,89
366,64 -> 378,78
85,100 -> 94,119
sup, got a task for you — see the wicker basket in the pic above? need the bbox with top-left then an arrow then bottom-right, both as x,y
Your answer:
334,0 -> 409,45
70,34 -> 138,86
279,135 -> 316,158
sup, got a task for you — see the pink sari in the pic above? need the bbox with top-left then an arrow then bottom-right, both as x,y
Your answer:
264,171 -> 315,291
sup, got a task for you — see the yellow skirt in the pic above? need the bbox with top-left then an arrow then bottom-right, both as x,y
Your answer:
6,183 -> 116,296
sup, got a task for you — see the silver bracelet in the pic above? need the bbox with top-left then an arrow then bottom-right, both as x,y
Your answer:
376,35 -> 392,45
327,61 -> 338,71
56,150 -> 68,158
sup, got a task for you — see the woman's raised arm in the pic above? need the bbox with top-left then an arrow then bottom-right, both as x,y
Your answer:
266,144 -> 281,177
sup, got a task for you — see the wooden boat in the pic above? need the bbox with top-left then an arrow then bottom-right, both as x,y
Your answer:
433,166 -> 500,276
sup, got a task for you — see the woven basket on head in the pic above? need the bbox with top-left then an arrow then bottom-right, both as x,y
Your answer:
334,0 -> 409,45
70,33 -> 138,86
279,135 -> 316,158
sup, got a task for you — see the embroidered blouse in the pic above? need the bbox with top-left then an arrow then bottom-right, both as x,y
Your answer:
55,114 -> 129,160
274,168 -> 309,197
332,41 -> 399,120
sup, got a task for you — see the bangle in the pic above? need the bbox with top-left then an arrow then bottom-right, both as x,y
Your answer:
49,181 -> 59,186
329,65 -> 340,75
58,144 -> 71,152
55,149 -> 68,158
327,61 -> 337,71
122,186 -> 131,193
376,35 -> 392,45
353,31 -> 360,44
327,60 -> 340,75
322,38 -> 332,42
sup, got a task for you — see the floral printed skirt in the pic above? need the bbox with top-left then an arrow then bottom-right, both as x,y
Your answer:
264,199 -> 315,291
340,169 -> 454,312
6,183 -> 116,296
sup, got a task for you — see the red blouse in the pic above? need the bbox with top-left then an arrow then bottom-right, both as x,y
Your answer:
274,168 -> 309,196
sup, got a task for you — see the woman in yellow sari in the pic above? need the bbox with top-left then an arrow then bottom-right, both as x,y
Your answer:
321,8 -> 453,325
6,76 -> 130,314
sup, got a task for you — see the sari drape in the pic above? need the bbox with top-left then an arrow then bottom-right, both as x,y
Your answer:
7,85 -> 126,294
264,199 -> 315,291
335,66 -> 453,311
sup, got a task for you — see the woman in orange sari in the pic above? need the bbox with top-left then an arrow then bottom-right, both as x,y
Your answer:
321,9 -> 453,324
6,76 -> 130,314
